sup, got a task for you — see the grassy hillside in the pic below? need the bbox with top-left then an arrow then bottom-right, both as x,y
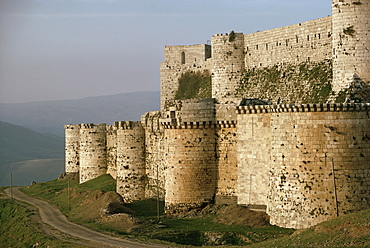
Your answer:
21,175 -> 294,246
0,189 -> 87,247
249,209 -> 370,247
20,175 -> 370,247
0,121 -> 64,186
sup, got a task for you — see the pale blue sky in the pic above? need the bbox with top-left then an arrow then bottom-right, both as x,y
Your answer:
0,0 -> 331,103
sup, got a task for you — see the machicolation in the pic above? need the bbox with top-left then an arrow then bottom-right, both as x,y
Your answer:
65,0 -> 370,229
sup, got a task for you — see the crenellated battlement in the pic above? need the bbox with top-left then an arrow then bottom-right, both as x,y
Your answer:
161,121 -> 215,129
64,124 -> 81,129
161,120 -> 238,129
80,123 -> 106,129
65,0 -> 370,230
115,121 -> 142,130
237,103 -> 370,114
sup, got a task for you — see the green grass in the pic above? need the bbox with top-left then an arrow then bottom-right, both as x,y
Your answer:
20,175 -> 295,246
0,190 -> 87,247
19,175 -> 370,247
235,60 -> 334,104
21,174 -> 115,216
248,209 -> 370,248
133,217 -> 293,246
125,198 -> 165,217
175,70 -> 212,100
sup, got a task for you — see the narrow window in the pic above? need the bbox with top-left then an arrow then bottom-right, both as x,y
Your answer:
181,52 -> 185,64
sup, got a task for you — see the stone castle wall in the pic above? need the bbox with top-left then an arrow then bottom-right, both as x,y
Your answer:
141,111 -> 166,199
243,16 -> 332,69
237,103 -> 370,229
237,112 -> 271,209
160,44 -> 211,110
65,0 -> 370,230
106,124 -> 117,179
214,99 -> 239,203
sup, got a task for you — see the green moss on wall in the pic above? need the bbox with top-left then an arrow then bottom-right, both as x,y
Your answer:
175,70 -> 212,100
235,60 -> 333,104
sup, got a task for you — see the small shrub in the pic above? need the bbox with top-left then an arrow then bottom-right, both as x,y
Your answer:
343,26 -> 355,37
229,30 -> 236,42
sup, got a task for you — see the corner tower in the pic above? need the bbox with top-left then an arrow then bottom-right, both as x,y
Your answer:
332,0 -> 370,99
64,124 -> 80,174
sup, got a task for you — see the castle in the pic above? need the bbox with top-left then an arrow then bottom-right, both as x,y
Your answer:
64,0 -> 370,229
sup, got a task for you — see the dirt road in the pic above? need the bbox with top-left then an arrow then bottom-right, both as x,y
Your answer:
4,187 -> 168,248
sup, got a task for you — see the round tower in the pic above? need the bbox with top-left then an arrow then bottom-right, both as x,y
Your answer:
162,99 -> 217,213
64,124 -> 80,174
116,121 -> 146,203
79,123 -> 107,184
211,32 -> 245,100
164,123 -> 217,214
332,0 -> 370,98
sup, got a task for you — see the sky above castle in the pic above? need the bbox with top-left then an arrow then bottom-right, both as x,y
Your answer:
0,0 -> 331,103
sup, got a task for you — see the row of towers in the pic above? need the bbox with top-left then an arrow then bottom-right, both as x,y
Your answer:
65,122 -> 146,202
65,0 -> 370,229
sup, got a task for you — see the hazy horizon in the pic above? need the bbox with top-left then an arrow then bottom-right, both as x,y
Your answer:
0,90 -> 160,104
0,0 -> 331,103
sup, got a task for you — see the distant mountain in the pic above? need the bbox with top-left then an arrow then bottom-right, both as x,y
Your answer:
0,91 -> 160,136
0,121 -> 64,186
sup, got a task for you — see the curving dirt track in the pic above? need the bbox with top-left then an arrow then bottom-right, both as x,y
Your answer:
4,187 -> 168,248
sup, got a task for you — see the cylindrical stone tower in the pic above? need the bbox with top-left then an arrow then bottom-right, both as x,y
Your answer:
64,124 -> 80,174
332,0 -> 370,96
116,121 -> 146,203
164,123 -> 217,214
79,123 -> 107,184
211,32 -> 245,100
162,98 -> 217,214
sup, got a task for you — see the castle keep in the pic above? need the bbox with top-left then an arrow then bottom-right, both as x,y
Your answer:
65,0 -> 370,229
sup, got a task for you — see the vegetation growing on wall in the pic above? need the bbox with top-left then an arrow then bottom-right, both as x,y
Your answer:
343,25 -> 356,37
175,70 -> 212,100
335,79 -> 370,103
235,60 -> 334,104
229,30 -> 236,42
